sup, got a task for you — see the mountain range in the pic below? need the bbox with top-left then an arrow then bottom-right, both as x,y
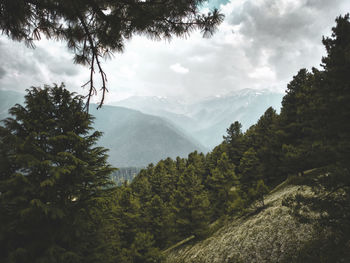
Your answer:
112,89 -> 284,148
0,88 -> 284,167
0,89 -> 204,167
89,105 -> 204,167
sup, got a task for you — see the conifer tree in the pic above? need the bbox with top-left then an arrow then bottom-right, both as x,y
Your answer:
278,69 -> 317,175
223,121 -> 246,168
318,14 -> 350,168
111,185 -> 162,262
238,148 -> 261,195
254,179 -> 269,207
143,194 -> 174,249
0,84 -> 115,263
205,152 -> 237,217
171,164 -> 210,239
245,107 -> 283,186
280,16 -> 350,261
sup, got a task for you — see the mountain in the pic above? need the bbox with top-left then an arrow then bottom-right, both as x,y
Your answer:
0,90 -> 205,167
90,105 -> 205,167
1,88 -> 283,165
189,90 -> 284,147
113,95 -> 188,116
112,89 -> 284,149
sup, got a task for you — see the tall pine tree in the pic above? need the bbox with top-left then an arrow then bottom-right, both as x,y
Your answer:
0,84 -> 115,263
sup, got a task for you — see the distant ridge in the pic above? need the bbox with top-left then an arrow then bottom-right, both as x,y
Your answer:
0,89 -> 205,167
90,105 -> 205,167
112,89 -> 284,148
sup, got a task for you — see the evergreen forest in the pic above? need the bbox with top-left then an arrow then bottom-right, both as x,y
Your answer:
0,9 -> 349,263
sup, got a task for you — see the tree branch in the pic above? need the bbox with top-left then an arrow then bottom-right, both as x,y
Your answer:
75,8 -> 108,111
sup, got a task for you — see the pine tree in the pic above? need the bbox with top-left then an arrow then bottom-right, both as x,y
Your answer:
0,84 -> 115,263
280,16 -> 350,261
254,179 -> 269,207
171,164 -> 210,239
223,121 -> 246,168
245,107 -> 283,186
205,152 -> 237,218
143,194 -> 174,249
278,68 -> 317,175
318,14 -> 350,168
238,148 -> 261,195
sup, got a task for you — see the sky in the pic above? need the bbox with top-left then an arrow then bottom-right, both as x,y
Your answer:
0,0 -> 349,104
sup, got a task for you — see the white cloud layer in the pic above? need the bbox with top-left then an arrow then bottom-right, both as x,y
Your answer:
170,63 -> 190,74
0,0 -> 349,103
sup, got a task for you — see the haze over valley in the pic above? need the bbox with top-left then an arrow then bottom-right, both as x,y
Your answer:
113,89 -> 283,148
1,88 -> 282,167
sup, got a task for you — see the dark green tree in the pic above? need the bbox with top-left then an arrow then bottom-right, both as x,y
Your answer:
223,121 -> 246,168
110,184 -> 163,262
238,147 -> 261,194
278,68 -> 318,175
245,107 -> 283,186
281,15 -> 350,262
187,151 -> 206,178
129,232 -> 161,263
253,179 -> 269,207
318,14 -> 350,168
0,0 -> 224,107
0,84 -> 115,263
142,194 -> 174,249
205,152 -> 237,217
171,164 -> 210,239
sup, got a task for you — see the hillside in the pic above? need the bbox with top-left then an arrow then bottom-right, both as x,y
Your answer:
164,174 -> 342,263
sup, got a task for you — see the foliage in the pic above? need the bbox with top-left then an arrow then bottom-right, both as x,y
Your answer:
223,121 -> 246,167
280,14 -> 350,262
0,84 -> 116,262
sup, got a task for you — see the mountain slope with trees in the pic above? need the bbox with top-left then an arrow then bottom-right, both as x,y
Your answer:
163,14 -> 350,262
164,176 -> 324,263
96,14 -> 350,262
0,12 -> 349,263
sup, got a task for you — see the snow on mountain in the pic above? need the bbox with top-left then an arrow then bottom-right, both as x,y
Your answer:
112,89 -> 284,149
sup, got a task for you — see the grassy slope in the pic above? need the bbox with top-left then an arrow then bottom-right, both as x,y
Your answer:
164,177 -> 322,263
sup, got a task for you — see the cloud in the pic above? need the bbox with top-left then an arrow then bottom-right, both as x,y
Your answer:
0,66 -> 5,79
0,0 -> 349,102
248,66 -> 276,80
170,63 -> 189,74
0,37 -> 84,94
225,0 -> 350,81
205,0 -> 231,9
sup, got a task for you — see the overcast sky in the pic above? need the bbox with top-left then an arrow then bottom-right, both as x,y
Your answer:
0,0 -> 349,103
